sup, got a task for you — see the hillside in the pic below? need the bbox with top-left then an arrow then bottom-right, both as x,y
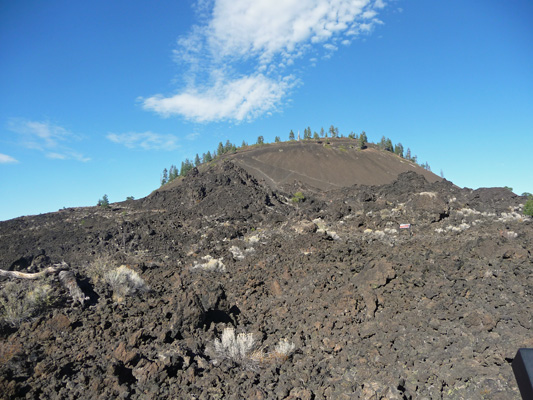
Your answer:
230,139 -> 440,191
0,156 -> 531,399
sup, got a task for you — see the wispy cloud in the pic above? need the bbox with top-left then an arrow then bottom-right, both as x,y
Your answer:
7,119 -> 90,162
106,132 -> 180,151
142,0 -> 387,123
186,132 -> 200,140
0,153 -> 18,164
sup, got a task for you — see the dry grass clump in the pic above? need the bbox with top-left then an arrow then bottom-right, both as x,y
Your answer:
190,255 -> 226,272
270,338 -> 296,362
212,327 -> 258,366
86,255 -> 149,302
86,254 -> 114,284
104,265 -> 149,303
210,327 -> 296,369
0,281 -> 54,327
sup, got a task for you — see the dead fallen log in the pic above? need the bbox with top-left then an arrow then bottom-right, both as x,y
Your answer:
0,261 -> 69,280
59,270 -> 89,306
0,261 -> 88,307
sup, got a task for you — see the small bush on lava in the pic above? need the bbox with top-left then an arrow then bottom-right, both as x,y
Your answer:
291,191 -> 305,203
104,265 -> 149,302
0,281 -> 54,327
210,327 -> 296,369
270,338 -> 296,361
211,327 -> 259,367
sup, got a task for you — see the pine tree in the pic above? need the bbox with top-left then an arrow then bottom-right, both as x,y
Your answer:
304,127 -> 311,140
329,125 -> 336,138
358,131 -> 367,149
320,127 -> 325,137
275,136 -> 281,143
257,136 -> 264,145
394,143 -> 404,158
217,142 -> 225,156
348,132 -> 356,139
385,138 -> 393,152
406,148 -> 412,160
168,165 -> 178,182
204,151 -> 212,162
313,132 -> 319,140
194,154 -> 201,167
289,130 -> 295,141
97,194 -> 110,208
161,168 -> 168,186
224,140 -> 233,153
241,140 -> 248,148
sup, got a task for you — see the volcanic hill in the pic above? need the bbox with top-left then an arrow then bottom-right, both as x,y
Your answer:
0,140 -> 531,399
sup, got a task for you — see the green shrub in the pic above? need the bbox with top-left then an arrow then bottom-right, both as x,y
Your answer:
524,197 -> 533,217
291,192 -> 305,203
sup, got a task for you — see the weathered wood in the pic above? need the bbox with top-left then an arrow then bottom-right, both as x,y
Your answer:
0,262 -> 68,280
59,270 -> 89,306
0,261 -> 88,306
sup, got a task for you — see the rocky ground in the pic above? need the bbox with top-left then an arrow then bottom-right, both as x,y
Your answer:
0,160 -> 531,399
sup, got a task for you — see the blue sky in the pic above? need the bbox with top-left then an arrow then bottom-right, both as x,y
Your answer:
1,0 -> 532,221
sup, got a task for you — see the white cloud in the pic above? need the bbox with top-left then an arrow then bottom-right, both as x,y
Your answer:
7,119 -> 90,162
106,132 -> 180,151
0,153 -> 18,164
143,0 -> 387,123
144,73 -> 295,122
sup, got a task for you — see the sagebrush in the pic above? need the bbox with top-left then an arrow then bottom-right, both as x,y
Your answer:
0,282 -> 54,327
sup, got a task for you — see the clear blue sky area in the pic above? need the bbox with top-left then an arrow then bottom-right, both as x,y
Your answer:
1,0 -> 532,221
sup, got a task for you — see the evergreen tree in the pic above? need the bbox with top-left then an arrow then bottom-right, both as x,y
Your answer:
257,135 -> 264,145
168,165 -> 178,182
406,148 -> 412,160
304,127 -> 312,140
394,143 -> 404,158
161,168 -> 168,186
524,196 -> 533,216
289,130 -> 295,141
320,127 -> 325,137
97,194 -> 110,208
180,159 -> 194,177
313,132 -> 319,140
334,127 -> 339,138
204,151 -> 212,162
329,125 -> 336,138
241,140 -> 248,148
385,138 -> 393,152
358,131 -> 367,149
348,131 -> 356,139
194,154 -> 201,167
275,136 -> 281,143
217,142 -> 225,156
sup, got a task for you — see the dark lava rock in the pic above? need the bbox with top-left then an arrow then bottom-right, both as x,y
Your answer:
0,161 -> 531,399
